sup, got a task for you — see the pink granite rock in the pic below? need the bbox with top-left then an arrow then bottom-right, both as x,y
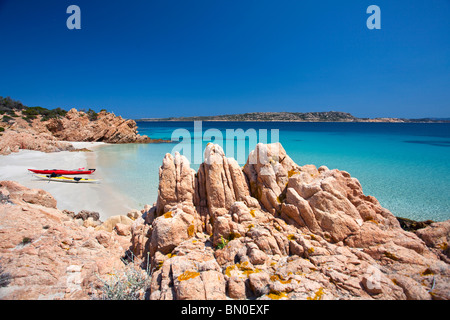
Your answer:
133,142 -> 450,300
0,181 -> 130,300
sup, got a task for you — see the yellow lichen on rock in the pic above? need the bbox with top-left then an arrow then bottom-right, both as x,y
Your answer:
288,169 -> 300,177
187,224 -> 195,237
267,290 -> 287,300
225,262 -> 260,278
178,270 -> 200,281
307,287 -> 324,300
270,274 -> 292,284
163,211 -> 173,219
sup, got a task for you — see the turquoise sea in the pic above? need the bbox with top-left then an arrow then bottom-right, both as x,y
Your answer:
96,121 -> 450,222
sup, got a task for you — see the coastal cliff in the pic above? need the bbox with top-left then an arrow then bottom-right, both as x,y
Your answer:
44,108 -> 151,144
0,99 -> 152,155
1,143 -> 449,300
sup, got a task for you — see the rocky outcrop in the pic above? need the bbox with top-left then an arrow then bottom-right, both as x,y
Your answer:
415,221 -> 450,263
131,143 -> 450,300
1,142 -> 449,300
45,109 -> 150,144
0,181 -> 136,300
0,130 -> 74,155
156,152 -> 197,216
0,108 -> 152,155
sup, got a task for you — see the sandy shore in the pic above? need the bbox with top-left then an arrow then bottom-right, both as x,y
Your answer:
0,142 -> 139,220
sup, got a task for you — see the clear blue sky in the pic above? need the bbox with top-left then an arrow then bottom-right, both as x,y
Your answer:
0,0 -> 449,119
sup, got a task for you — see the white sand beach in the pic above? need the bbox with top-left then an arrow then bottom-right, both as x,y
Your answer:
0,142 -> 138,220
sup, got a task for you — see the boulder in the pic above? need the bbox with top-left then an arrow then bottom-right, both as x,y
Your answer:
0,181 -> 57,208
96,215 -> 134,233
149,206 -> 200,256
149,237 -> 226,300
415,221 -> 450,260
156,152 -> 196,216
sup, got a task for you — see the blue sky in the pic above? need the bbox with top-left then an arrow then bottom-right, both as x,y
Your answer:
0,0 -> 449,119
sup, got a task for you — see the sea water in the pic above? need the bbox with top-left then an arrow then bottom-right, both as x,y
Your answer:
95,121 -> 450,222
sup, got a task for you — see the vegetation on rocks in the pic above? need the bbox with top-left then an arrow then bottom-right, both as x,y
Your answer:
1,96 -> 67,123
93,256 -> 151,300
0,96 -> 153,155
139,111 -> 450,123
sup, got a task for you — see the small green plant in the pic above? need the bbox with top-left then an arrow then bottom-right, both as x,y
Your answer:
21,237 -> 32,245
92,251 -> 150,300
216,236 -> 229,250
0,127 -> 4,132
94,266 -> 150,300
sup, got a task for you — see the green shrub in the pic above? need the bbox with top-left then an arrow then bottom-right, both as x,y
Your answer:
87,108 -> 98,121
93,266 -> 150,300
22,106 -> 67,121
1,115 -> 13,123
23,115 -> 37,122
216,236 -> 229,250
7,109 -> 19,117
93,251 -> 150,300
21,237 -> 32,245
53,107 -> 67,117
0,96 -> 25,111
0,96 -> 69,122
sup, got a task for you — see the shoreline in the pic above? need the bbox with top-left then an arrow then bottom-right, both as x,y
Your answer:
136,119 -> 450,124
0,139 -> 447,224
0,142 -> 139,221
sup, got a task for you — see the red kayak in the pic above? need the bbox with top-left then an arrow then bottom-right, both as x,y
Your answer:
28,168 -> 96,175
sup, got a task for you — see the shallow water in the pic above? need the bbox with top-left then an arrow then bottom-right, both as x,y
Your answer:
96,121 -> 450,222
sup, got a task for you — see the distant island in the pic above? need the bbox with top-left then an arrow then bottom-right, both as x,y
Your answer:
138,111 -> 450,123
